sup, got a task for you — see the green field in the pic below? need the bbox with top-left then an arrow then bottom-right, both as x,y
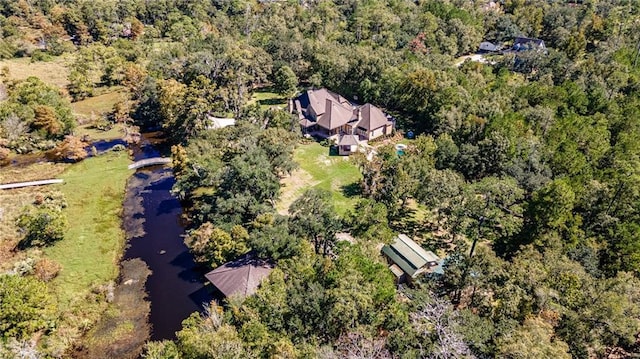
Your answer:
248,88 -> 287,110
75,123 -> 126,141
45,151 -> 131,307
278,142 -> 362,214
71,88 -> 126,119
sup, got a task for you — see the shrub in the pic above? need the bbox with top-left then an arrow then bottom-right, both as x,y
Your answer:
91,115 -> 112,131
34,258 -> 62,282
46,135 -> 88,162
30,50 -> 53,62
16,206 -> 67,249
33,192 -> 67,209
0,39 -> 17,59
10,257 -> 36,276
0,274 -> 55,339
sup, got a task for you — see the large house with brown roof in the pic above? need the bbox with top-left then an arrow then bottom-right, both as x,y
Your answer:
293,88 -> 394,143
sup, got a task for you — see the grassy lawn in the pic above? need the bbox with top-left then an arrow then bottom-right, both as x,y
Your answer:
278,142 -> 362,215
71,88 -> 128,142
75,123 -> 126,142
248,87 -> 287,110
45,151 -> 131,307
71,88 -> 126,119
0,55 -> 70,89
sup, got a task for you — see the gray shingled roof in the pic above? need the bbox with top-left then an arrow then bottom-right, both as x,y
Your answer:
513,37 -> 545,49
338,134 -> 359,146
317,99 -> 355,130
299,118 -> 315,128
205,253 -> 274,298
357,103 -> 391,132
307,88 -> 350,117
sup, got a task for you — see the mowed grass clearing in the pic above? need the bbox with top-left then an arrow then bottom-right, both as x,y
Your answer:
72,88 -> 128,141
71,88 -> 126,119
0,56 -> 70,89
248,87 -> 287,110
45,151 -> 131,307
278,142 -> 362,215
75,122 -> 126,142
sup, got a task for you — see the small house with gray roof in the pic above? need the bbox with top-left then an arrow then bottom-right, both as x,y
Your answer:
205,252 -> 274,298
337,134 -> 360,155
382,234 -> 442,283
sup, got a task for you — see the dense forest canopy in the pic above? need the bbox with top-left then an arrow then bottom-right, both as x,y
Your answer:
1,0 -> 640,358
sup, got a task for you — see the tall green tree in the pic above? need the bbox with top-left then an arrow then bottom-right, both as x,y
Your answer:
184,223 -> 248,267
289,189 -> 340,256
497,316 -> 571,359
444,177 -> 525,257
273,65 -> 298,99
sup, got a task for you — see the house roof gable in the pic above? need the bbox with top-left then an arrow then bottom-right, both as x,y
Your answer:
204,252 -> 274,297
307,88 -> 350,117
338,134 -> 359,146
357,103 -> 391,131
317,98 -> 355,130
382,234 -> 440,277
514,37 -> 545,48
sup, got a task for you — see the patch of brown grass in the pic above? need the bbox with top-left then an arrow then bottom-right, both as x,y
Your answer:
0,56 -> 71,90
276,168 -> 319,215
0,161 -> 68,183
0,161 -> 68,266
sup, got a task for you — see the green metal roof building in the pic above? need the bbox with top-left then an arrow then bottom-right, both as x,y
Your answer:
382,234 -> 441,282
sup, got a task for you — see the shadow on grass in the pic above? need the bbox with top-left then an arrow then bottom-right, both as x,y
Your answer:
390,206 -> 428,236
258,98 -> 286,106
341,182 -> 362,198
255,85 -> 276,93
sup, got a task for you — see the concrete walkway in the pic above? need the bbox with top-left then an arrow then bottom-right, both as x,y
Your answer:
0,179 -> 64,190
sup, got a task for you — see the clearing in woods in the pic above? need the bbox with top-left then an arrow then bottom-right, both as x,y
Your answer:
248,87 -> 287,110
0,56 -> 70,89
277,142 -> 362,215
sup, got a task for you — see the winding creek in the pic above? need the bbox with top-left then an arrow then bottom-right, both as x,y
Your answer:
122,133 -> 211,340
6,133 -> 210,341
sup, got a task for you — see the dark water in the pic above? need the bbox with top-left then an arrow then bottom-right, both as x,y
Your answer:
122,135 -> 211,341
89,138 -> 127,154
6,139 -> 127,167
